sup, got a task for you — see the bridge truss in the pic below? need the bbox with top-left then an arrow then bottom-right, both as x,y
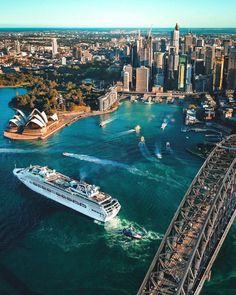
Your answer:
137,135 -> 236,295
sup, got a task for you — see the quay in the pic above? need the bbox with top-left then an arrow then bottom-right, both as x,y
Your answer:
138,135 -> 236,295
3,107 -> 118,141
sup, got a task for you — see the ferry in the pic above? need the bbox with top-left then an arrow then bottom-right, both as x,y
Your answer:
13,165 -> 121,222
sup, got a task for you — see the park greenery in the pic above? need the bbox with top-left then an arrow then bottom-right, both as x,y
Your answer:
0,61 -> 121,113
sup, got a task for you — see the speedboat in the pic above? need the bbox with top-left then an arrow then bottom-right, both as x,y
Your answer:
161,122 -> 168,130
122,228 -> 142,240
166,142 -> 171,149
135,125 -> 141,133
100,121 -> 106,127
156,152 -> 162,159
140,136 -> 145,143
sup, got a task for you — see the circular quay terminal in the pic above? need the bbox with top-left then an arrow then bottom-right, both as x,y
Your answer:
0,1 -> 236,295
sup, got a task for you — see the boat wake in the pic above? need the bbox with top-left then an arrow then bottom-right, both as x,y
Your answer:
138,142 -> 154,161
0,148 -> 37,154
154,143 -> 162,159
100,217 -> 164,260
115,129 -> 136,137
63,153 -> 160,182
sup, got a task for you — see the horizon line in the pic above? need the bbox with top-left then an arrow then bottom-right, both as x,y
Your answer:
0,26 -> 236,29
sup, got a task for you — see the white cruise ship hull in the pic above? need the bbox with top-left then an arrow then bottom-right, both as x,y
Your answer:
14,169 -> 120,222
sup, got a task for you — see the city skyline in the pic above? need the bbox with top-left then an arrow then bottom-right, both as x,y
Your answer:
1,0 -> 236,28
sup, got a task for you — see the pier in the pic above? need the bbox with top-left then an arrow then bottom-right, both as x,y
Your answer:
137,135 -> 236,295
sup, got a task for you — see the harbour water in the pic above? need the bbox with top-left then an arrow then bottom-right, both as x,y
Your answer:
0,88 -> 235,295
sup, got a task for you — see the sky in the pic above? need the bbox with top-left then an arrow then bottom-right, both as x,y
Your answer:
0,0 -> 235,28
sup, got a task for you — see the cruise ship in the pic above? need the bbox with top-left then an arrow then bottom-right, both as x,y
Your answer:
13,165 -> 121,222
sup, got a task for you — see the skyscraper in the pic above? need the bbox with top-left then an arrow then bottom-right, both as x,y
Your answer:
213,56 -> 224,90
52,38 -> 58,58
184,33 -> 193,54
123,71 -> 130,92
123,64 -> 133,88
136,66 -> 149,92
178,55 -> 187,91
171,23 -> 180,55
227,47 -> 236,90
205,45 -> 216,75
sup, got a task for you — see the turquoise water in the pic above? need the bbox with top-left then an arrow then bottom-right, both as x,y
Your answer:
0,88 -> 235,295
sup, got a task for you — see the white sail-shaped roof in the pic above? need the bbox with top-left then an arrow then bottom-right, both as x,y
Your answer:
49,113 -> 58,121
41,111 -> 48,124
9,118 -> 21,127
16,109 -> 27,122
25,118 -> 45,128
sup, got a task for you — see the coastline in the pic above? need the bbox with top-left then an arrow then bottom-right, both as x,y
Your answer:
4,105 -> 119,141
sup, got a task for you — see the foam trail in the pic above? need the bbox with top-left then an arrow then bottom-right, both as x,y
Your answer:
138,142 -> 153,161
154,142 -> 162,159
63,153 -> 160,181
101,217 -> 164,259
0,148 -> 37,154
116,129 -> 135,137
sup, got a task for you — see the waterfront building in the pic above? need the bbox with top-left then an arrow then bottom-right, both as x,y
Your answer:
171,23 -> 180,54
123,71 -> 130,92
136,66 -> 149,92
52,38 -> 58,58
7,109 -> 59,137
99,87 -> 118,112
123,64 -> 133,88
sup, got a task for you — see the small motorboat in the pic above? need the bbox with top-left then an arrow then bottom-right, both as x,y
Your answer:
122,228 -> 142,240
135,125 -> 141,133
100,121 -> 106,127
166,142 -> 171,149
161,122 -> 167,130
140,136 -> 145,143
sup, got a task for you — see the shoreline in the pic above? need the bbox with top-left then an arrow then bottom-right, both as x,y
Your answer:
4,105 -> 119,141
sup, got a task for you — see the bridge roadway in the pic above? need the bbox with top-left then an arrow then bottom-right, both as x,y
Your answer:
137,135 -> 236,295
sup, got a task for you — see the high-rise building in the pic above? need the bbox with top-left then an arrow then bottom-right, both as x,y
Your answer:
136,66 -> 149,92
186,64 -> 193,92
160,38 -> 167,53
184,33 -> 193,53
178,55 -> 187,91
123,64 -> 133,88
153,52 -> 164,70
15,40 -> 21,54
227,47 -> 236,90
52,38 -> 58,58
213,56 -> 224,90
171,23 -> 180,54
205,45 -> 215,75
123,71 -> 130,92
139,35 -> 153,67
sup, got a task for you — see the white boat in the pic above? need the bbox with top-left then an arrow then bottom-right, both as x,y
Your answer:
135,125 -> 141,133
100,121 -> 106,127
161,122 -> 168,130
13,165 -> 121,222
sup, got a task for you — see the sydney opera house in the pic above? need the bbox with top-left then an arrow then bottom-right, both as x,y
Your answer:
5,108 -> 59,139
